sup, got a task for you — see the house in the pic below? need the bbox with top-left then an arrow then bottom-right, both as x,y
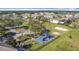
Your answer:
59,21 -> 65,24
43,13 -> 54,19
10,28 -> 35,39
21,13 -> 29,19
74,13 -> 79,18
59,20 -> 65,24
50,19 -> 65,24
50,19 -> 59,24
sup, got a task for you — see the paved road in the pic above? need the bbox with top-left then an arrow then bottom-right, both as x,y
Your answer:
0,43 -> 16,51
0,46 -> 16,51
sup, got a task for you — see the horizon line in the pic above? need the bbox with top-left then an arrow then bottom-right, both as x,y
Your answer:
0,8 -> 79,11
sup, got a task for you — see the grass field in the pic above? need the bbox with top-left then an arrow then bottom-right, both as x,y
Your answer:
39,29 -> 79,51
27,40 -> 48,51
39,22 -> 79,51
26,22 -> 79,51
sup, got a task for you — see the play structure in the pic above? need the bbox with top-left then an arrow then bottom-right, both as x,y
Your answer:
36,31 -> 54,43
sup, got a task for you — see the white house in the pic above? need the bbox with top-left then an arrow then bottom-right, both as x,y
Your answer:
59,21 -> 65,24
74,13 -> 79,18
50,19 -> 59,24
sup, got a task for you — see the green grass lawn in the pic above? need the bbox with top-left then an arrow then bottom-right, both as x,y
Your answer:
25,22 -> 79,51
44,22 -> 68,28
43,22 -> 72,35
43,22 -> 72,30
27,40 -> 49,51
39,29 -> 79,51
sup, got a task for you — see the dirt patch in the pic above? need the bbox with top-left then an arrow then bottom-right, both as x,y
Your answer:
52,32 -> 61,36
55,27 -> 69,32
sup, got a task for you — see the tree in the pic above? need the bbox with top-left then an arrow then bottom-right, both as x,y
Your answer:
29,20 -> 45,34
5,39 -> 17,47
36,16 -> 48,23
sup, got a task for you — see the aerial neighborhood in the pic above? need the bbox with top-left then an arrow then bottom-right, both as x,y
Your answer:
0,11 -> 79,51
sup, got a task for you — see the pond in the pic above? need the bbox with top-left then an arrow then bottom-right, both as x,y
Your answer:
36,31 -> 55,43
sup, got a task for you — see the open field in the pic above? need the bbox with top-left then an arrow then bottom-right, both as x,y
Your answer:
26,22 -> 77,51
39,29 -> 79,51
